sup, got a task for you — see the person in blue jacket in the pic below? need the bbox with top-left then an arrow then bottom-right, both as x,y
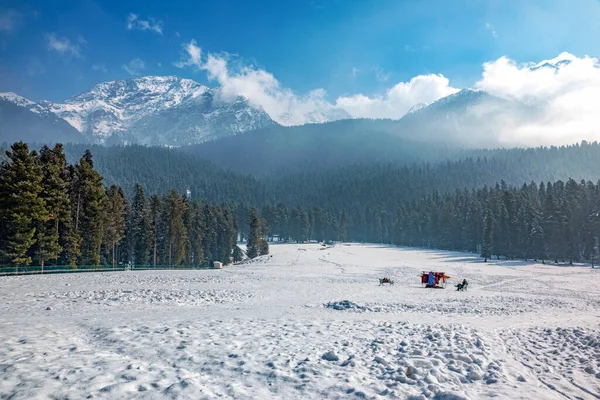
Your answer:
428,271 -> 435,286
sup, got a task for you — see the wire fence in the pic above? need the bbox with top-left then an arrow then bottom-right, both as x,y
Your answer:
0,264 -> 219,277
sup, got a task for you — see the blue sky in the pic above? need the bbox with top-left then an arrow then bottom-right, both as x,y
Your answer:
1,0 -> 600,104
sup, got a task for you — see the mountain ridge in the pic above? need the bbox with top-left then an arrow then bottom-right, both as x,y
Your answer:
1,76 -> 537,148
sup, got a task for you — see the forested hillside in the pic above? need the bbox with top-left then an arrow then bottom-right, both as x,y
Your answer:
57,141 -> 600,212
184,120 -> 465,176
60,144 -> 267,204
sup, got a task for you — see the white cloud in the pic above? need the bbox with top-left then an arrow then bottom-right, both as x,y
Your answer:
175,39 -> 458,125
0,9 -> 20,33
336,74 -> 459,119
485,22 -> 498,38
174,40 -> 600,146
374,65 -> 391,82
474,52 -> 600,146
122,58 -> 145,76
46,33 -> 83,57
174,39 -> 202,68
126,13 -> 163,35
175,40 -> 342,125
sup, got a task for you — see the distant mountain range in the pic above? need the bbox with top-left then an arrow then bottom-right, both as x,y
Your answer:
0,76 -> 538,148
1,76 -> 278,146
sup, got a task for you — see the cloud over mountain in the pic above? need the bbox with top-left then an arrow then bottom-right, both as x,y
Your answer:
175,41 -> 600,146
175,40 -> 456,125
175,40 -> 349,125
335,74 -> 459,119
475,52 -> 600,146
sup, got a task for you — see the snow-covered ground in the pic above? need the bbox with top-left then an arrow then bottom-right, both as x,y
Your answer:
1,243 -> 600,399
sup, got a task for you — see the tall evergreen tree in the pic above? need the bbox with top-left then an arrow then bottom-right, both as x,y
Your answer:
232,245 -> 243,262
73,150 -> 105,265
543,192 -> 562,263
481,206 -> 494,262
220,207 -> 238,262
64,164 -> 82,266
312,207 -> 327,242
34,144 -> 71,269
103,185 -> 127,266
259,213 -> 269,256
290,206 -> 310,243
275,203 -> 289,242
186,200 -> 205,266
246,210 -> 261,259
0,142 -> 47,266
149,195 -> 161,266
201,204 -> 218,263
131,184 -> 153,265
339,210 -> 348,242
160,190 -> 187,265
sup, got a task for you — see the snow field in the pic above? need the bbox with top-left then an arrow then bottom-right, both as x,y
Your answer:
1,243 -> 600,399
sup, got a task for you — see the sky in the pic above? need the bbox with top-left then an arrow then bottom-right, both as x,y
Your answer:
2,0 -> 600,145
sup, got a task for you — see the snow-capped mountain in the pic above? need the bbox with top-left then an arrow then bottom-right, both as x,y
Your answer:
44,76 -> 210,143
48,76 -> 277,145
278,107 -> 352,126
0,93 -> 84,144
1,76 -> 540,148
405,102 -> 427,115
395,88 -> 542,147
1,76 -> 277,145
0,92 -> 38,109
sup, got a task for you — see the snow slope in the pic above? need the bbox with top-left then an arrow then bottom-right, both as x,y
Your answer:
1,244 -> 599,399
48,76 -> 277,145
1,77 -> 277,145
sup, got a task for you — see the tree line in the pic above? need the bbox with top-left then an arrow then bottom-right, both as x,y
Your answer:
4,140 -> 600,267
241,181 -> 600,265
233,203 -> 347,244
0,142 -> 269,268
393,179 -> 600,264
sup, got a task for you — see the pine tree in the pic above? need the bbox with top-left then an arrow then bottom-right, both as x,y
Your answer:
220,207 -> 237,263
339,210 -> 348,242
275,203 -> 289,241
543,192 -> 562,263
73,150 -> 105,265
291,206 -> 309,243
232,245 -> 243,262
261,205 -> 275,241
246,210 -> 261,259
312,207 -> 327,242
495,201 -> 510,259
530,216 -> 545,262
103,185 -> 127,266
149,195 -> 161,266
34,144 -> 70,269
0,142 -> 47,266
259,215 -> 269,256
121,200 -> 134,264
201,204 -> 218,263
64,164 -> 82,266
481,207 -> 494,262
132,184 -> 152,265
161,190 -> 187,265
186,200 -> 205,266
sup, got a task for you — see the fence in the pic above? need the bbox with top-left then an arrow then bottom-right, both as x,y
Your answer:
0,264 -> 217,277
